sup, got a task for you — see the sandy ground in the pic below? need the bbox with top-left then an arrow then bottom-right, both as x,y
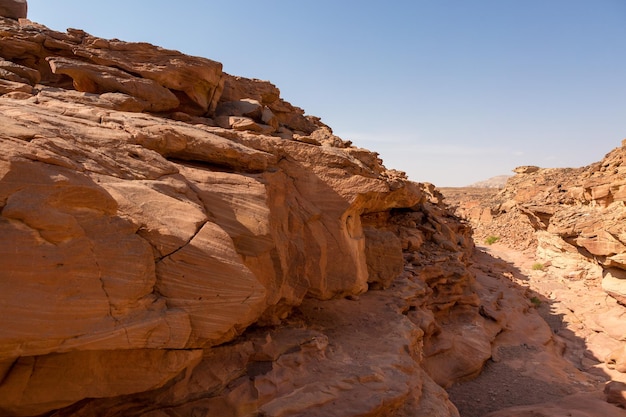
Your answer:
448,243 -> 626,417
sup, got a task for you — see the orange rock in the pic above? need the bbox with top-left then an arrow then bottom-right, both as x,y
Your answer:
1,11 -> 601,417
444,143 -> 626,304
484,391 -> 626,417
47,56 -> 180,112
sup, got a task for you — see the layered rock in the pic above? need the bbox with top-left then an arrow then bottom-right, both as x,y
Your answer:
0,14 -> 510,417
2,10 -> 623,417
447,144 -> 626,291
442,143 -> 626,386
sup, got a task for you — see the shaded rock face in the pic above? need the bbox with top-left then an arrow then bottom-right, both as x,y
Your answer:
0,0 -> 26,20
0,16 -> 508,417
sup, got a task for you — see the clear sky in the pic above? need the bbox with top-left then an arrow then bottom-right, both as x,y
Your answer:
27,1 -> 626,186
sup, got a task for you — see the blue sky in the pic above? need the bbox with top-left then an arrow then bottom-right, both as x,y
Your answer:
28,1 -> 626,186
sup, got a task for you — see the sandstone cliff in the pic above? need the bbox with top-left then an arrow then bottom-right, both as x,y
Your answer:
0,11 -> 508,417
2,5 -> 625,417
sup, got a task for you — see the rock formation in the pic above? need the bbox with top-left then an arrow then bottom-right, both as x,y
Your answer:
445,143 -> 626,295
0,0 -> 25,20
443,142 -> 626,415
0,9 -> 496,417
2,3 -> 626,416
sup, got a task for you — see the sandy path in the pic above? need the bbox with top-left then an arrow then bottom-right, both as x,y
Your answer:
448,243 -> 626,417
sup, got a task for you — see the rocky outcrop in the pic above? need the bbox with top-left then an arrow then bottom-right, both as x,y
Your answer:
0,0 -> 26,20
0,15 -> 316,134
2,9 -> 625,417
442,143 -> 626,387
452,143 -> 626,290
0,14 -> 528,417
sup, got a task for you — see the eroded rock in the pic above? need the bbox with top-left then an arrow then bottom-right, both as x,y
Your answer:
47,56 -> 180,112
0,10 -> 605,417
0,0 -> 26,20
443,143 -> 626,305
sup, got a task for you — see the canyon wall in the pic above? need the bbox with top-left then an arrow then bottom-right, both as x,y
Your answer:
0,12 -> 517,416
447,144 -> 626,299
443,142 -> 626,397
3,6 -> 625,416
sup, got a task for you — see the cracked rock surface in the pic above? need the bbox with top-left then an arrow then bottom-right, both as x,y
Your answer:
0,14 -> 472,416
2,9 -> 626,417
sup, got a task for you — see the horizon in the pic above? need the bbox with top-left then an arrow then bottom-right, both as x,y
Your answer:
27,0 -> 626,186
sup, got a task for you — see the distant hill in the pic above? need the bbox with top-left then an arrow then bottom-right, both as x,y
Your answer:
466,175 -> 511,188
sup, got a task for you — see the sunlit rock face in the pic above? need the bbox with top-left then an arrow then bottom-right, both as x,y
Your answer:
442,141 -> 626,408
445,141 -> 626,304
0,12 -> 539,417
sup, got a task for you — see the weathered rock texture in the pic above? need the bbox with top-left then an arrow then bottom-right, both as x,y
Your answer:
442,144 -> 626,411
0,14 -> 506,417
444,144 -> 626,296
1,11 -> 624,417
0,0 -> 26,20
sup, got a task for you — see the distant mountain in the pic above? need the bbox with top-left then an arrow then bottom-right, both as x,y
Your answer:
466,175 -> 512,188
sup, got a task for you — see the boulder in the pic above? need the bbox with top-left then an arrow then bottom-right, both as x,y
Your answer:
214,99 -> 278,133
602,268 -> 626,306
0,0 -> 26,19
605,381 -> 626,408
215,98 -> 264,119
220,74 -> 317,133
216,115 -> 276,134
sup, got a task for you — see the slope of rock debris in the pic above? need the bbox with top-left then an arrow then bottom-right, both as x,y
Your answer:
1,3 -> 626,417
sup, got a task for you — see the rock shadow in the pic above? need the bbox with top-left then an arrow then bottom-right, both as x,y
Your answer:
447,245 -> 612,417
